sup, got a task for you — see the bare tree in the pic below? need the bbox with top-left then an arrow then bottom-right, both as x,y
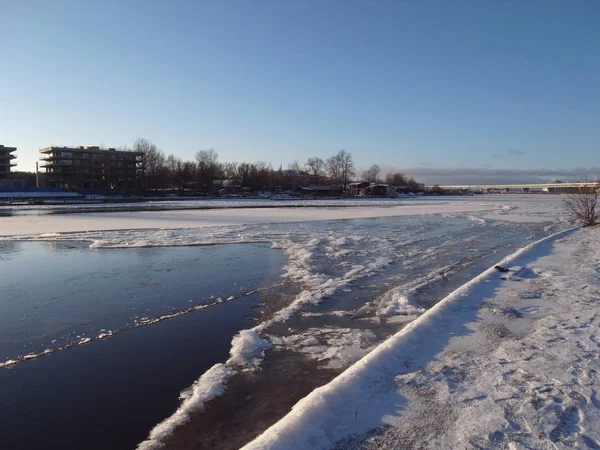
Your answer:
305,157 -> 325,181
385,172 -> 407,186
237,162 -> 251,187
255,161 -> 271,190
222,162 -> 239,180
133,138 -> 165,190
195,149 -> 221,193
326,155 -> 340,185
563,182 -> 600,226
407,177 -> 419,191
245,161 -> 271,191
286,160 -> 303,190
431,184 -> 444,194
288,159 -> 301,175
165,154 -> 182,189
363,164 -> 381,183
327,149 -> 355,189
181,161 -> 197,190
339,150 -> 355,188
235,161 -> 272,191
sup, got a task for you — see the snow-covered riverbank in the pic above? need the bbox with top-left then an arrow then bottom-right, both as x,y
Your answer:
245,226 -> 600,449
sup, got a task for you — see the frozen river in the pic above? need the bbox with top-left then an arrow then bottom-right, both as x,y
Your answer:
0,196 -> 568,449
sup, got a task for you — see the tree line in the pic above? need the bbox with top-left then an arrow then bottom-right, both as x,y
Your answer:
130,138 -> 421,193
361,164 -> 422,190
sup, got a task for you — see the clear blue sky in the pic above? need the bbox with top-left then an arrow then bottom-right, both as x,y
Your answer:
1,0 -> 599,181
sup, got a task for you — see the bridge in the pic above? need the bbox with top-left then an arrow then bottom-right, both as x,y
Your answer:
425,183 -> 598,193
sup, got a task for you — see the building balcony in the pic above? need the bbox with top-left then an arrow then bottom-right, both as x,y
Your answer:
45,167 -> 77,173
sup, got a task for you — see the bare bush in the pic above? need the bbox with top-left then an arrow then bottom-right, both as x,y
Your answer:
563,182 -> 600,226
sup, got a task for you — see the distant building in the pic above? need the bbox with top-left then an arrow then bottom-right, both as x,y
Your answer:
347,181 -> 369,196
213,179 -> 242,195
359,184 -> 393,197
0,145 -> 17,179
297,185 -> 342,197
40,146 -> 144,192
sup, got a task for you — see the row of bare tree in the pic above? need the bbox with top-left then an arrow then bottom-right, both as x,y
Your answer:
360,164 -> 422,189
129,138 -> 421,193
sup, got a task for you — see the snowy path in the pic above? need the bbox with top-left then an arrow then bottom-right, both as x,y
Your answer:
244,227 -> 600,449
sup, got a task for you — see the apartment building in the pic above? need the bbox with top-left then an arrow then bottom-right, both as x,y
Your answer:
0,145 -> 17,179
40,146 -> 144,191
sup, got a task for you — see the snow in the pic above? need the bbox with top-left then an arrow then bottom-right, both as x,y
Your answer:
0,191 -> 81,198
374,290 -> 426,318
1,195 -> 569,238
2,193 -> 582,447
228,330 -> 273,368
268,327 -> 379,370
138,364 -> 235,450
244,226 -> 600,449
0,202 -> 496,236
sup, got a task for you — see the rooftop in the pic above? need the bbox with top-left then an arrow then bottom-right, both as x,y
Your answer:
39,146 -> 143,155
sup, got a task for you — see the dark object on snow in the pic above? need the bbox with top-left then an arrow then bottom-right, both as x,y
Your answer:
494,265 -> 510,273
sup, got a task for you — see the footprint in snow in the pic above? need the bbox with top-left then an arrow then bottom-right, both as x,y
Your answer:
519,305 -> 554,318
549,405 -> 583,442
581,435 -> 600,449
591,390 -> 600,409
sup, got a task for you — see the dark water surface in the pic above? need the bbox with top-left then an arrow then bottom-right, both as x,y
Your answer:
0,242 -> 284,362
0,242 -> 287,450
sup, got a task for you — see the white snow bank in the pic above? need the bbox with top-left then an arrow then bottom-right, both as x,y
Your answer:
243,227 -> 578,450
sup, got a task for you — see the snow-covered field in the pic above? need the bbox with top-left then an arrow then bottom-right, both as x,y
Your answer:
3,194 -> 594,449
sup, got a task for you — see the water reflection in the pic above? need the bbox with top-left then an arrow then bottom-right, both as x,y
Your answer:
0,241 -> 286,363
0,240 -> 23,259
